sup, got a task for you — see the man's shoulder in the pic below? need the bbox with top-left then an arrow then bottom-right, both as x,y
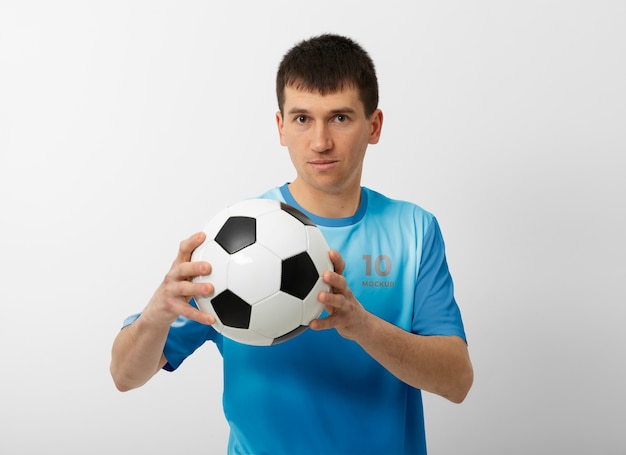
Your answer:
362,187 -> 434,222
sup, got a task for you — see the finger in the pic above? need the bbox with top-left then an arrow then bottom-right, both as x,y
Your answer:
171,279 -> 214,300
175,232 -> 207,263
317,286 -> 345,315
329,249 -> 345,275
163,259 -> 211,286
178,303 -> 216,325
322,269 -> 347,293
178,260 -> 212,281
309,314 -> 334,331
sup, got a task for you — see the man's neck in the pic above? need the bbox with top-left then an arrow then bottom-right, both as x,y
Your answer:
288,181 -> 361,218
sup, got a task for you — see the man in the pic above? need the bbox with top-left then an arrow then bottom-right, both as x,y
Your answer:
111,34 -> 473,454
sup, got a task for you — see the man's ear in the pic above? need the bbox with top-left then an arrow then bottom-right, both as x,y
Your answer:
368,109 -> 383,145
276,111 -> 287,146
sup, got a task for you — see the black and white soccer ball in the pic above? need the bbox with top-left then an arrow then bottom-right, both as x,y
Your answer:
191,198 -> 332,346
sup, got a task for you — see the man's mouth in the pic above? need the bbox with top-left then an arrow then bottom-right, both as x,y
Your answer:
309,160 -> 337,171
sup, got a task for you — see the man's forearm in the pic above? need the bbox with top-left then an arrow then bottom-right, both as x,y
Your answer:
110,315 -> 169,392
354,314 -> 473,403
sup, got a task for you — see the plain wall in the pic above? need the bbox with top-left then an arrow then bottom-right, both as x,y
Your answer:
1,1 -> 625,453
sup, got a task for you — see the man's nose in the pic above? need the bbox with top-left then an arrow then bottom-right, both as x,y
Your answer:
310,123 -> 332,152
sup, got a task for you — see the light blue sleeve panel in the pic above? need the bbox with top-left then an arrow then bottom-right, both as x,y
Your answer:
412,217 -> 467,342
162,316 -> 221,371
120,298 -> 221,372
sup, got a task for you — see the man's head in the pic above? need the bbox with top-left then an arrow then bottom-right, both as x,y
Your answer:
276,34 -> 379,118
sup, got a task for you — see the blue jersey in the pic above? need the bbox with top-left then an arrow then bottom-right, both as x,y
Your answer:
123,184 -> 466,455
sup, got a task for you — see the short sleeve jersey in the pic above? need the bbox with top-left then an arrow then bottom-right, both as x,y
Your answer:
122,184 -> 466,455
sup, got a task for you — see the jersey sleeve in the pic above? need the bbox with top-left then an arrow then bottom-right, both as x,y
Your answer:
412,217 -> 467,342
120,298 -> 221,371
161,314 -> 221,371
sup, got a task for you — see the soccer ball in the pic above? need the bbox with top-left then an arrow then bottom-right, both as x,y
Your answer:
191,198 -> 332,346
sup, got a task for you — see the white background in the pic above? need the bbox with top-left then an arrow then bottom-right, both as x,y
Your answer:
1,1 -> 625,454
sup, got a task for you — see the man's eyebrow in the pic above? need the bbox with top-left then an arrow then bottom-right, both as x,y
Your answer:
286,108 -> 310,115
286,107 -> 358,115
329,107 -> 357,115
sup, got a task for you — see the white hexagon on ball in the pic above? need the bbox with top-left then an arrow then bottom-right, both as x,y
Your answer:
250,292 -> 303,339
305,226 -> 333,276
222,325 -> 274,346
256,209 -> 308,260
227,243 -> 281,304
227,198 -> 277,219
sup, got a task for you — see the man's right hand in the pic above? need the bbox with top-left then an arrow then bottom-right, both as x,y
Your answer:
141,232 -> 216,328
110,232 -> 215,391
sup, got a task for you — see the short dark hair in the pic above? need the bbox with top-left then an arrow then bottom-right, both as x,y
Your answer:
276,34 -> 379,117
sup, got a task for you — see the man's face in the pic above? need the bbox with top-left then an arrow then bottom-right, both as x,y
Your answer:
276,85 -> 382,197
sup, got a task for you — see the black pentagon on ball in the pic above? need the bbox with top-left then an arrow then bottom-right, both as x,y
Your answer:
281,252 -> 319,300
280,202 -> 316,226
211,289 -> 252,329
215,216 -> 256,254
272,325 -> 309,345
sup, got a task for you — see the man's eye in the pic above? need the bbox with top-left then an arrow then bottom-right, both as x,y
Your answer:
296,116 -> 307,123
336,114 -> 347,123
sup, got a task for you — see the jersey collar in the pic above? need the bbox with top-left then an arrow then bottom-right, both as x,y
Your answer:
279,183 -> 367,228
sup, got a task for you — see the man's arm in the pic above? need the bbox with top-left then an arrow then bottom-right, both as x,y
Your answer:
110,232 -> 215,392
348,317 -> 472,403
110,316 -> 169,391
310,250 -> 473,403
